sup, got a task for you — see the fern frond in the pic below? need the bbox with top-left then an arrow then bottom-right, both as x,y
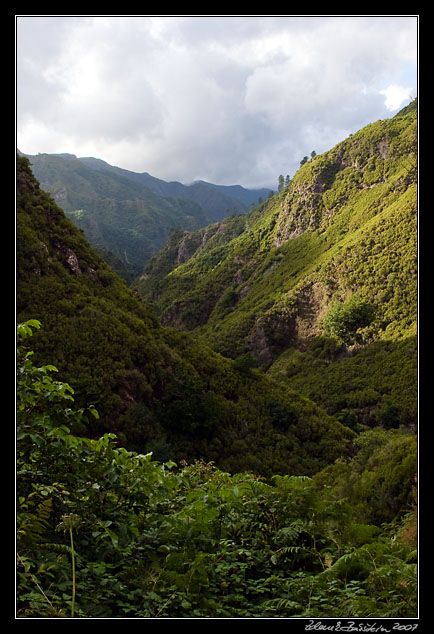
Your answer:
262,597 -> 302,613
18,498 -> 53,546
320,547 -> 372,579
276,520 -> 304,544
38,542 -> 74,556
157,567 -> 188,591
370,600 -> 412,618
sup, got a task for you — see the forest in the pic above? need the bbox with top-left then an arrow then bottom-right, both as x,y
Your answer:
16,100 -> 418,620
17,320 -> 417,618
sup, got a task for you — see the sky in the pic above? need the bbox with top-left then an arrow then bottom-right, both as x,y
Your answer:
16,15 -> 418,190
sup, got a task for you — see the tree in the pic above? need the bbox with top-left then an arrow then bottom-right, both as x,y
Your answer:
311,150 -> 317,158
16,321 -> 417,619
300,156 -> 308,166
323,293 -> 376,342
278,175 -> 284,192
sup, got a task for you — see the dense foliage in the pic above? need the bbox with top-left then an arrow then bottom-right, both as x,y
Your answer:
16,101 -> 418,619
16,154 -> 354,478
21,152 -> 212,280
322,292 -> 376,343
23,153 -> 270,279
17,321 -> 417,618
137,102 -> 417,430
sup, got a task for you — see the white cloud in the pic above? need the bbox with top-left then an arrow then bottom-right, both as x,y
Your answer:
16,15 -> 418,189
380,84 -> 415,112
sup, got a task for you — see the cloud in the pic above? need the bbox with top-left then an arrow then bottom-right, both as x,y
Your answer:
17,15 -> 417,189
380,84 -> 414,112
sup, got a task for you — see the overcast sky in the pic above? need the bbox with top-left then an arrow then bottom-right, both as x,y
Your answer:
16,15 -> 418,190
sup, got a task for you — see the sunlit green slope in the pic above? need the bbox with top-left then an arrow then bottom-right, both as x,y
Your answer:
137,101 -> 417,428
16,154 -> 354,477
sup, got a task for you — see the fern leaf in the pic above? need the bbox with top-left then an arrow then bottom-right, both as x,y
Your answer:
39,542 -> 74,556
263,597 -> 302,613
18,498 -> 53,545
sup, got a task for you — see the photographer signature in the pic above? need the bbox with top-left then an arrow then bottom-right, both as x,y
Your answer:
305,622 -> 418,632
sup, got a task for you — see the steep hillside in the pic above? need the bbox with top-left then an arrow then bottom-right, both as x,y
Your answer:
23,153 -> 271,282
22,152 -> 212,281
16,154 -> 355,478
137,101 -> 417,429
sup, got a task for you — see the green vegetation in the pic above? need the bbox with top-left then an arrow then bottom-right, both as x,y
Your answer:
17,321 -> 417,618
137,102 -> 417,429
24,153 -> 271,279
16,100 -> 418,618
268,335 -> 417,429
16,154 -> 354,478
22,152 -> 212,279
322,292 -> 376,343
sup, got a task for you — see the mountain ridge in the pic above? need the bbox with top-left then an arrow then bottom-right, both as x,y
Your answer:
15,99 -> 419,619
16,152 -> 355,476
136,100 -> 417,431
76,155 -> 272,215
21,151 -> 272,280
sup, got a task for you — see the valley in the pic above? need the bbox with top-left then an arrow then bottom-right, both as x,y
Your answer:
22,151 -> 271,282
16,99 -> 418,619
137,100 -> 417,431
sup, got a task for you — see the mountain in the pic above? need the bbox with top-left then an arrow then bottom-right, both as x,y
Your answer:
77,156 -> 272,219
22,152 -> 271,281
16,153 -> 354,478
16,103 -> 418,619
20,152 -> 211,281
136,100 -> 418,432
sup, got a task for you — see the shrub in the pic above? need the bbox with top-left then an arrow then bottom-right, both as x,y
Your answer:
16,322 -> 417,618
323,292 -> 376,342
